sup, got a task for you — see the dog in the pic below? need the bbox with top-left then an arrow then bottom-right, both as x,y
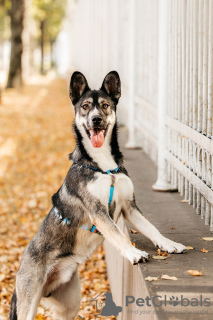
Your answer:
9,71 -> 186,320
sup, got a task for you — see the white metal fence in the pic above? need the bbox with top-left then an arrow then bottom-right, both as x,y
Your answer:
63,0 -> 213,231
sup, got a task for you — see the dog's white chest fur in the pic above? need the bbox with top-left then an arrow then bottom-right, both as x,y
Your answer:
87,172 -> 134,221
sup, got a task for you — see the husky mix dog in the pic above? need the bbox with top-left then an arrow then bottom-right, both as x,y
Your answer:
10,71 -> 186,320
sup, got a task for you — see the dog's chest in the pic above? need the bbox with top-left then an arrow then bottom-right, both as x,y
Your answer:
87,172 -> 133,218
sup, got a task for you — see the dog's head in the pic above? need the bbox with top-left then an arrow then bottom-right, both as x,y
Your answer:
69,71 -> 121,148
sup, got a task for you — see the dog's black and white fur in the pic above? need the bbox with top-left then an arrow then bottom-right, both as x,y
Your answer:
10,71 -> 186,320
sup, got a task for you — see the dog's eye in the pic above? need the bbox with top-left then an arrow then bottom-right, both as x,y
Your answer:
82,104 -> 89,110
103,104 -> 109,109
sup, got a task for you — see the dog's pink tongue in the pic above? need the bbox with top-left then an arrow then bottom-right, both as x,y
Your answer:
89,129 -> 105,148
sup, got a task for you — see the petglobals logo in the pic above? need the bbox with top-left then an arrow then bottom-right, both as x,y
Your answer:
126,295 -> 210,308
91,291 -> 122,318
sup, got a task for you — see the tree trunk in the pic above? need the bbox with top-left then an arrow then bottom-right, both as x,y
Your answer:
40,20 -> 45,74
7,0 -> 25,88
50,40 -> 54,68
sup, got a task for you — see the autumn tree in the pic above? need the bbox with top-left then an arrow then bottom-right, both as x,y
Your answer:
0,1 -> 10,98
6,0 -> 24,88
32,0 -> 66,74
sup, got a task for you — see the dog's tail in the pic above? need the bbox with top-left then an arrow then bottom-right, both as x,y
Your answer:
9,289 -> 17,320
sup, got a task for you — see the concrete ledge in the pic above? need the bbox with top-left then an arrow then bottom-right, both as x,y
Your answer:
104,128 -> 213,320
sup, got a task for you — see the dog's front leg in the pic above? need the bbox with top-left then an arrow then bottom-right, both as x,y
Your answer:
123,202 -> 187,253
90,210 -> 150,264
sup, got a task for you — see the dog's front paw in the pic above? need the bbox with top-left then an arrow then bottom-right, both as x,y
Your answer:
125,246 -> 150,264
155,237 -> 187,253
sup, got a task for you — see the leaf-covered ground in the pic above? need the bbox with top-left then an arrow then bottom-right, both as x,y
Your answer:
0,77 -> 114,320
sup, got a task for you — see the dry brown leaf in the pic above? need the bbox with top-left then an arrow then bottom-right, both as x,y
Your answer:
131,242 -> 136,247
201,248 -> 209,253
145,276 -> 159,281
129,228 -> 139,234
161,274 -> 177,281
187,270 -> 202,276
202,237 -> 213,241
186,246 -> 193,250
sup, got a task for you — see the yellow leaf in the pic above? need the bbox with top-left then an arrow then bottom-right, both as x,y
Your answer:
186,246 -> 193,250
145,276 -> 159,281
152,255 -> 168,260
201,248 -> 208,253
202,237 -> 213,241
161,274 -> 177,281
187,270 -> 202,276
129,228 -> 139,234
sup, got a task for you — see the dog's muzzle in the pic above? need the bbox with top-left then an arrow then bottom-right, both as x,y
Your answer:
83,124 -> 109,148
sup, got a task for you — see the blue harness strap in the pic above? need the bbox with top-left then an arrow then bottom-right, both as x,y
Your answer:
54,163 -> 119,236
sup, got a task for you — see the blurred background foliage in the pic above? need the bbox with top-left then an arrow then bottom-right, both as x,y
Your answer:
0,0 -> 67,90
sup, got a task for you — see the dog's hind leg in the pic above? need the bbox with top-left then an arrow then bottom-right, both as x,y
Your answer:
44,269 -> 81,320
15,260 -> 45,320
9,289 -> 17,320
16,282 -> 44,320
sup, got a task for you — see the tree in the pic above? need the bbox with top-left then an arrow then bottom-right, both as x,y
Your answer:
32,0 -> 66,74
6,0 -> 24,88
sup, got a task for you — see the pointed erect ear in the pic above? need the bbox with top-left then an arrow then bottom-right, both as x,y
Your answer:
69,72 -> 90,104
100,71 -> 121,103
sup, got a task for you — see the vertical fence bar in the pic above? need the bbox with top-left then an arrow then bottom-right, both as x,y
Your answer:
197,191 -> 201,214
189,0 -> 193,127
202,0 -> 209,136
208,0 -> 213,138
185,1 -> 190,126
177,0 -> 182,121
153,0 -> 176,191
205,201 -> 210,225
193,187 -> 197,209
198,0 -> 203,132
126,0 -> 136,148
201,195 -> 205,219
210,206 -> 213,232
181,0 -> 186,123
193,0 -> 198,130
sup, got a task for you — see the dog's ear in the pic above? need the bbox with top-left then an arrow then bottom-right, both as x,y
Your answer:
100,71 -> 121,103
69,72 -> 90,104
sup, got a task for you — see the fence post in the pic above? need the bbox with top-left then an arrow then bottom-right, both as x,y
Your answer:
153,0 -> 176,191
125,0 -> 137,148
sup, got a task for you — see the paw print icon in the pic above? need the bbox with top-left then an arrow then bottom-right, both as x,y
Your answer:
169,296 -> 179,306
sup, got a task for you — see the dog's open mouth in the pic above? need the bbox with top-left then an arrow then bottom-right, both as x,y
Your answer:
84,125 -> 108,148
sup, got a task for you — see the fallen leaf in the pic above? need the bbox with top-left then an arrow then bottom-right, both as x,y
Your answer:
201,248 -> 208,253
202,237 -> 213,241
131,242 -> 135,247
145,276 -> 159,281
161,275 -> 177,281
187,270 -> 202,276
181,199 -> 188,203
28,199 -> 37,209
170,227 -> 175,230
129,228 -> 139,234
186,246 -> 193,250
152,255 -> 168,260
162,252 -> 168,256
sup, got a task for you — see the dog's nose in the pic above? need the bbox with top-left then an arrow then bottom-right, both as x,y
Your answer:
92,116 -> 102,124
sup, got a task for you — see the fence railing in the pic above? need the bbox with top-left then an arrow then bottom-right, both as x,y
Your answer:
166,0 -> 213,231
64,0 -> 213,231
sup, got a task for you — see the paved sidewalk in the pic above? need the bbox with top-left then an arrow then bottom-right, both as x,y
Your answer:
119,127 -> 213,320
